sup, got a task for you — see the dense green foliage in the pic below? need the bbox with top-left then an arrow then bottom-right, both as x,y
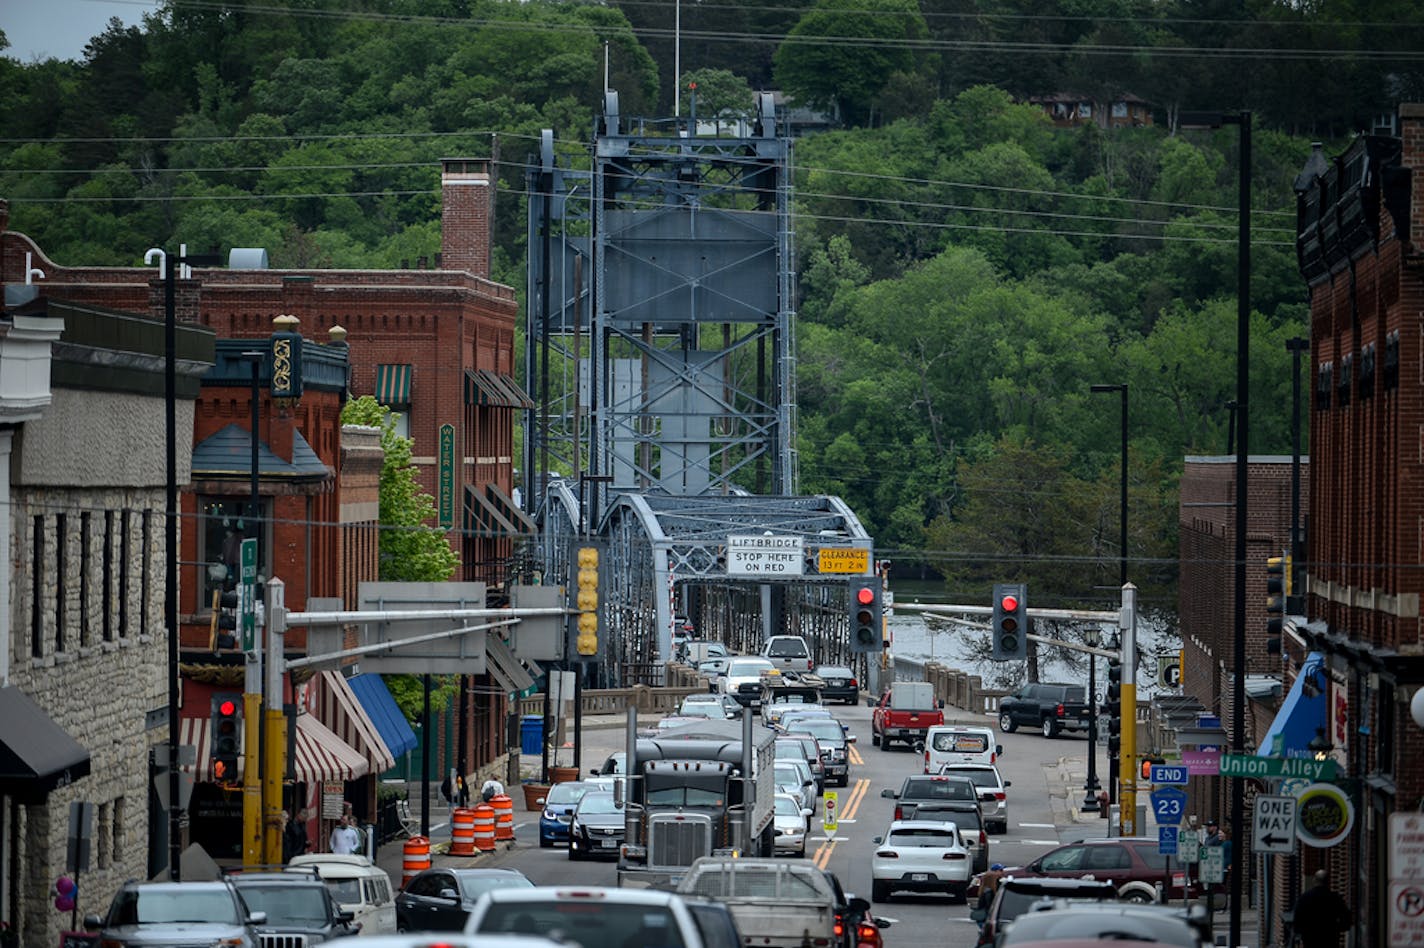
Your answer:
4,0 -> 1410,617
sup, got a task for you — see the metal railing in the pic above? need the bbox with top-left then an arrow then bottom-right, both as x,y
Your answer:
887,656 -> 1009,716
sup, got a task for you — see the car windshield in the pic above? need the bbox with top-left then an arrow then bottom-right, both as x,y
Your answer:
546,783 -> 589,806
110,888 -> 241,926
940,767 -> 999,788
774,765 -> 804,783
480,901 -> 686,948
460,874 -> 534,900
774,796 -> 803,816
788,720 -> 843,743
766,640 -> 808,657
577,792 -> 621,815
679,703 -> 723,718
905,778 -> 974,800
646,786 -> 725,807
235,886 -> 330,925
888,827 -> 958,847
323,879 -> 361,904
727,659 -> 772,676
774,743 -> 804,760
999,910 -> 1199,947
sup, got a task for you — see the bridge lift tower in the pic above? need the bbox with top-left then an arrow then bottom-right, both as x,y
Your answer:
524,92 -> 871,683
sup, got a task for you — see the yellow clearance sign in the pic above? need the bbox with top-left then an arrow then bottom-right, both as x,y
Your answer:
818,548 -> 870,574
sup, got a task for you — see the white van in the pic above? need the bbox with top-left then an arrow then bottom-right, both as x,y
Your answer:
923,725 -> 1001,773
288,853 -> 396,935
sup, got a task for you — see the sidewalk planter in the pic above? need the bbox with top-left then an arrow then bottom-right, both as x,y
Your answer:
549,766 -> 580,784
522,782 -> 550,812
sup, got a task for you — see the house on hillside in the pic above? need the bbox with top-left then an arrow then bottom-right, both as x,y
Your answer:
1027,92 -> 1153,129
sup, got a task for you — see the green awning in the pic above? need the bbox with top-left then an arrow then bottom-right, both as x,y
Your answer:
464,368 -> 533,409
375,364 -> 412,406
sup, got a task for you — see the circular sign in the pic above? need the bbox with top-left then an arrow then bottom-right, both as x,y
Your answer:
1295,782 -> 1354,848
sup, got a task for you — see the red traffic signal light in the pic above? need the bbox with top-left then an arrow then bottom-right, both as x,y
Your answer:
1000,594 -> 1019,613
857,586 -> 875,606
217,698 -> 236,717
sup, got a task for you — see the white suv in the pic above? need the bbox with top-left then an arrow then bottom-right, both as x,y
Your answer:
465,885 -> 709,948
761,635 -> 814,674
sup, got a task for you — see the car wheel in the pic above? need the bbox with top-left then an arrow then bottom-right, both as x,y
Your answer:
1121,888 -> 1154,903
998,711 -> 1016,733
839,776 -> 849,788
871,733 -> 881,748
540,835 -> 552,848
569,844 -> 583,861
1041,717 -> 1059,738
994,821 -> 1008,835
871,881 -> 889,903
951,885 -> 968,904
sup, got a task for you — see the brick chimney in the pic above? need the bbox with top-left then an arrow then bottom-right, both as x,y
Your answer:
441,158 -> 493,279
1401,103 -> 1424,256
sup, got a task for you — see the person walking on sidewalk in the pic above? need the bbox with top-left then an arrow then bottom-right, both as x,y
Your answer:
1290,869 -> 1350,948
330,815 -> 361,855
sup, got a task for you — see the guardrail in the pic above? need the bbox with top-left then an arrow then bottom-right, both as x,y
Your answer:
889,656 -> 1009,716
517,670 -> 700,718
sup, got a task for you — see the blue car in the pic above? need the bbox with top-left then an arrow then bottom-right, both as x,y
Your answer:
538,781 -> 591,847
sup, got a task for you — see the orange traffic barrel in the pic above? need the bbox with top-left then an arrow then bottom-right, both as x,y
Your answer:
472,803 -> 496,852
491,794 -> 514,841
450,807 -> 477,856
401,835 -> 430,888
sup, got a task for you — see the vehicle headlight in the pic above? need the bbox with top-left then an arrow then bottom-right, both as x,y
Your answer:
544,808 -> 557,819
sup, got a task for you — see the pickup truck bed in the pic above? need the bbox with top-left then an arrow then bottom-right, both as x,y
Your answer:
871,683 -> 944,750
676,857 -> 838,948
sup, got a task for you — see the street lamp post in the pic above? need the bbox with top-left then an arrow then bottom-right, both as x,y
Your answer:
145,245 -> 221,881
1081,627 -> 1103,812
1180,108 -> 1251,948
1090,382 -> 1127,807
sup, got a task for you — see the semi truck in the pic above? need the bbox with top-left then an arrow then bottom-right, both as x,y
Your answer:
616,713 -> 777,889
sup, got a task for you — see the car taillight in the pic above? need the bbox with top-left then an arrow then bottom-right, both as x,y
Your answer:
834,914 -> 845,938
980,830 -> 988,847
924,750 -> 930,773
876,850 -> 898,858
994,792 -> 1006,801
1056,703 -> 1066,717
849,678 -> 858,688
942,852 -> 967,860
894,806 -> 903,820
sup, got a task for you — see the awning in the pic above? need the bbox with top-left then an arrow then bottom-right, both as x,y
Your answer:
464,368 -> 533,409
375,364 -> 413,406
314,671 -> 396,773
0,686 -> 91,802
1256,652 -> 1329,757
486,634 -> 538,696
180,713 -> 370,783
347,674 -> 418,758
465,483 -> 536,538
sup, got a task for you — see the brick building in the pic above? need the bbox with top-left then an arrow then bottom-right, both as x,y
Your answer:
0,158 -> 532,795
1283,103 -> 1424,946
0,289 -> 214,946
1177,455 -> 1307,822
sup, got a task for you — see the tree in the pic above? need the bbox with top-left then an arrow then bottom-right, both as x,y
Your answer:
774,0 -> 932,127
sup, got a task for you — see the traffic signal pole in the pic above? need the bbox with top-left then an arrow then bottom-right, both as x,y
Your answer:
1118,583 -> 1138,837
263,578 -> 287,865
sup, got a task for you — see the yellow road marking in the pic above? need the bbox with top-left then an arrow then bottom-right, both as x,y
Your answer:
848,744 -> 864,766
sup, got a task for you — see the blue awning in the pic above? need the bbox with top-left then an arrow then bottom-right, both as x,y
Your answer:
348,674 -> 418,758
1256,652 -> 1328,757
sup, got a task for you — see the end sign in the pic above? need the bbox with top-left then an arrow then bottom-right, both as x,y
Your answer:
1253,795 -> 1298,854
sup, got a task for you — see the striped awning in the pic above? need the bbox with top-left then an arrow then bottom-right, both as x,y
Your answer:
314,671 -> 396,773
179,713 -> 370,784
463,368 -> 533,409
375,364 -> 413,406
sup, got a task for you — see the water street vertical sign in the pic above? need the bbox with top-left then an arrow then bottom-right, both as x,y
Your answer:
240,537 -> 257,652
438,423 -> 455,529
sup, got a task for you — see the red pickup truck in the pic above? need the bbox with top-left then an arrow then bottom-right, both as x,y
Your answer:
871,682 -> 944,751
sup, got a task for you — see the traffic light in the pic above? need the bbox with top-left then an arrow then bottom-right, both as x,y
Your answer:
1265,552 -> 1288,655
848,577 -> 883,653
990,583 -> 1028,660
210,692 -> 242,783
1105,659 -> 1122,759
569,541 -> 605,659
1140,756 -> 1166,781
212,585 -> 239,651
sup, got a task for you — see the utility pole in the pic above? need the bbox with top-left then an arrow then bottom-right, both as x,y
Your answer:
1118,583 -> 1138,838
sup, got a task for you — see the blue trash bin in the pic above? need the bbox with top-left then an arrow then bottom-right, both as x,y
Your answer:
520,715 -> 544,756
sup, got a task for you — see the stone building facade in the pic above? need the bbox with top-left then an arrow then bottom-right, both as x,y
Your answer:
0,293 -> 213,947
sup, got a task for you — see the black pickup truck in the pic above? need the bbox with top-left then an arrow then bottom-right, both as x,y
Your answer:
996,683 -> 1091,738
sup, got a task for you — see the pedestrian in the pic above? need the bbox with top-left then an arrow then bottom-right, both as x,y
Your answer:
1203,818 -> 1221,844
282,809 -> 309,862
440,774 -> 454,805
482,777 -> 505,802
1290,869 -> 1350,948
456,775 -> 470,807
971,864 -> 1005,929
329,815 -> 361,855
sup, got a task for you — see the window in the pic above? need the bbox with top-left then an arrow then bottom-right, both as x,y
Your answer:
1112,102 -> 1128,118
113,795 -> 126,860
142,510 -> 153,634
120,508 -> 131,637
97,801 -> 110,869
1077,103 -> 1093,119
80,512 -> 92,646
102,510 -> 114,641
1040,845 -> 1087,872
31,515 -> 44,657
56,512 -> 67,652
1085,845 -> 1129,870
197,499 -> 269,609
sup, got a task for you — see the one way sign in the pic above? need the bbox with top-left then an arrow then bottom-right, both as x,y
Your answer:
1254,795 -> 1298,854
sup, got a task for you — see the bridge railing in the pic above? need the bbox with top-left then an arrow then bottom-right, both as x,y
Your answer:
517,669 -> 701,719
889,656 -> 1009,717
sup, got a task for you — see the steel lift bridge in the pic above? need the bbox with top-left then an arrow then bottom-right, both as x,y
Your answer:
522,91 -> 874,686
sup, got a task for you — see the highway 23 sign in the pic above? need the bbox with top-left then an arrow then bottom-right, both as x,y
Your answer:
1253,795 -> 1298,854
